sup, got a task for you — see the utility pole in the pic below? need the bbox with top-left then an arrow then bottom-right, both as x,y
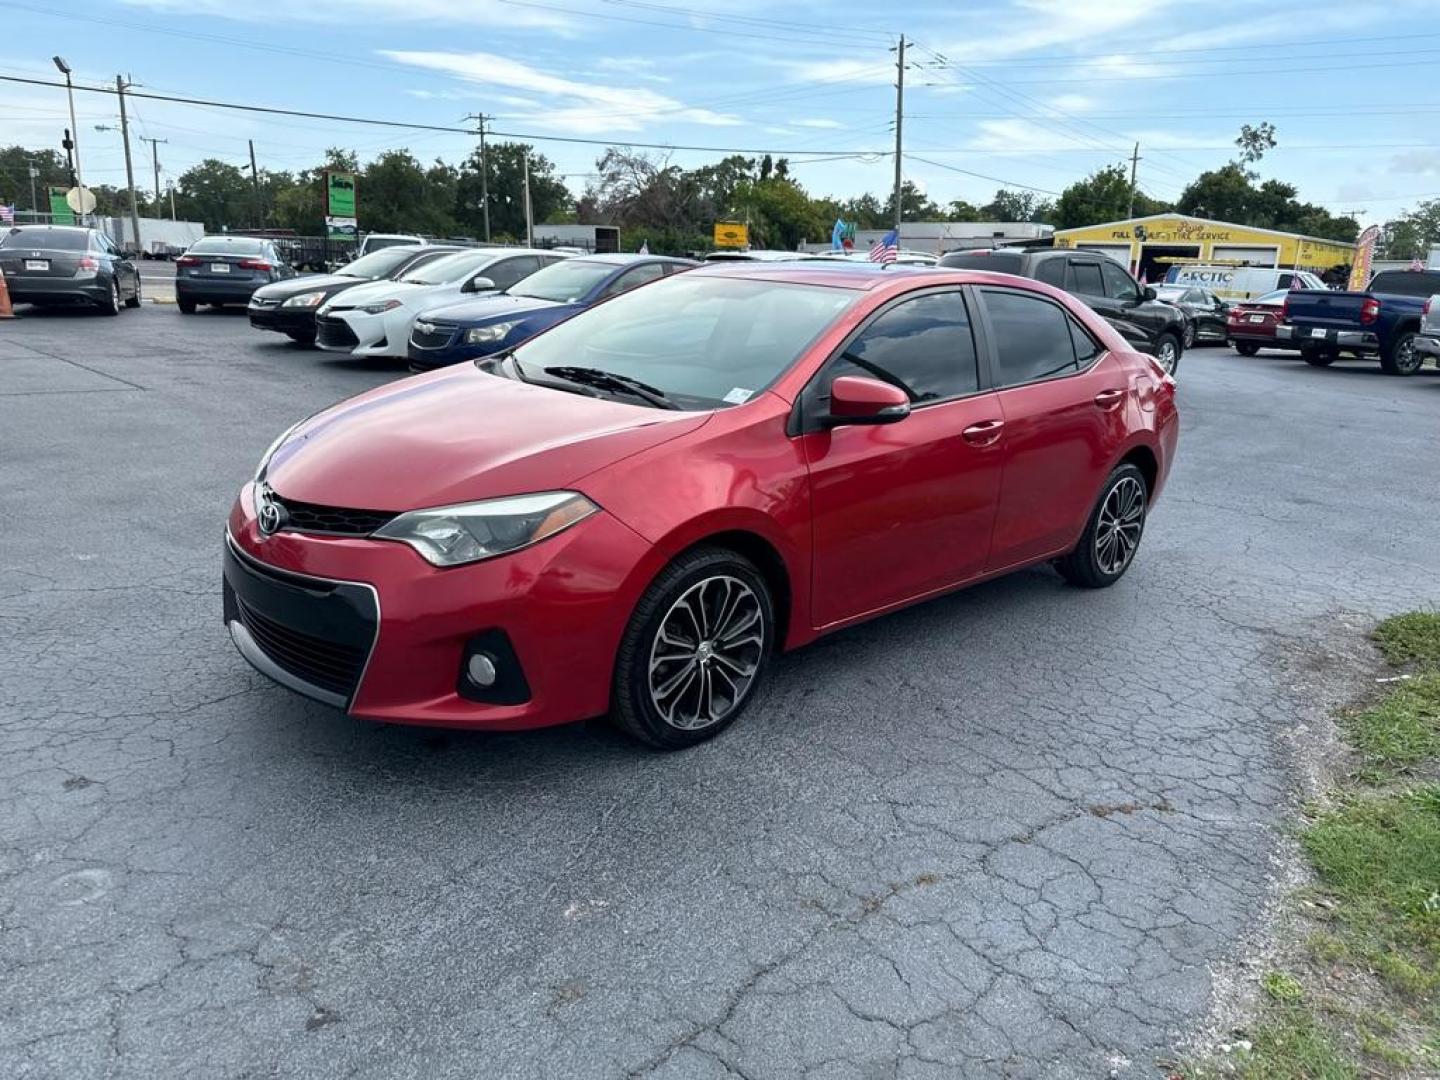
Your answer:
115,77 -> 142,254
463,113 -> 492,243
892,34 -> 906,236
140,136 -> 166,211
522,149 -> 533,247
1126,142 -> 1141,219
26,160 -> 39,218
248,139 -> 261,228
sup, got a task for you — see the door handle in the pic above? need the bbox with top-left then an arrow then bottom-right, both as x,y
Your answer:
961,419 -> 1004,446
1093,388 -> 1125,409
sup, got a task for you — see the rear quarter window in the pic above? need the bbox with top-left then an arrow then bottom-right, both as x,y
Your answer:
938,251 -> 1024,275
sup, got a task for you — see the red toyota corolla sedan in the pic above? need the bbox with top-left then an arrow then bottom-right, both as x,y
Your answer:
224,263 -> 1178,748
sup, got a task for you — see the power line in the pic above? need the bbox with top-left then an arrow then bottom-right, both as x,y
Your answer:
905,155 -> 1061,197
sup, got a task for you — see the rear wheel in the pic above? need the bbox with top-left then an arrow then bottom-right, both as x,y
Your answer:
1380,331 -> 1423,376
177,298 -> 196,314
1056,464 -> 1148,589
611,546 -> 774,750
1234,341 -> 1261,357
124,276 -> 141,308
1154,332 -> 1181,377
100,280 -> 121,316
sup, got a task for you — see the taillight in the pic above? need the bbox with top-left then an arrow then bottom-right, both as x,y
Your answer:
176,255 -> 199,267
77,256 -> 98,271
1280,297 -> 1289,322
239,259 -> 272,271
1360,297 -> 1380,325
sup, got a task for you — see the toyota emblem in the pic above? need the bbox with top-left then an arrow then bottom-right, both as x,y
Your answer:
256,485 -> 287,537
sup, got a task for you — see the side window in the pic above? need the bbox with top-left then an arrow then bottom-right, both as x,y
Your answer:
827,290 -> 979,403
1277,273 -> 1295,289
982,290 -> 1081,386
1069,261 -> 1104,296
1034,258 -> 1066,288
601,262 -> 666,298
485,256 -> 540,290
541,254 -> 568,266
1069,319 -> 1102,368
1100,259 -> 1140,301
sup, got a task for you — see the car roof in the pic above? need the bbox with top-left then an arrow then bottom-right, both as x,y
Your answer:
690,261 -> 943,290
566,253 -> 694,266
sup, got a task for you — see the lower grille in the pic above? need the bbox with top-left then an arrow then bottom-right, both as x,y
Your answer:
277,495 -> 397,537
235,596 -> 367,698
316,315 -> 360,348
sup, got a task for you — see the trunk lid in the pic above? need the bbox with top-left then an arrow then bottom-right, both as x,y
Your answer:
1283,289 -> 1371,331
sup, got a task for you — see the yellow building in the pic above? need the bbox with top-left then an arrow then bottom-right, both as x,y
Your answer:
1053,213 -> 1355,283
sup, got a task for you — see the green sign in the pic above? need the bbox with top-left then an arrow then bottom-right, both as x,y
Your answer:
48,186 -> 74,225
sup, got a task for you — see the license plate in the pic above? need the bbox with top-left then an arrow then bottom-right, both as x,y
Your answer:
1310,328 -> 1327,339
211,263 -> 231,273
1249,314 -> 1265,323
24,259 -> 48,271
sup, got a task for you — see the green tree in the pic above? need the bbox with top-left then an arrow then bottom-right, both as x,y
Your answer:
945,199 -> 981,222
0,147 -> 72,212
980,189 -> 1055,223
1052,165 -> 1167,228
359,150 -> 457,234
882,181 -> 940,223
458,143 -> 570,240
172,159 -> 252,230
1235,122 -> 1277,167
1380,199 -> 1440,260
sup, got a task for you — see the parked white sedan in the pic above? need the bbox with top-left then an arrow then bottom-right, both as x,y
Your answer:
314,248 -> 569,358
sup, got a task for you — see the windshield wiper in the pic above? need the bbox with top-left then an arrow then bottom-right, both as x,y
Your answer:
543,366 -> 679,410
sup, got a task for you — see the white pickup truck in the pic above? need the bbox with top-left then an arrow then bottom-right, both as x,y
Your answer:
1416,294 -> 1440,365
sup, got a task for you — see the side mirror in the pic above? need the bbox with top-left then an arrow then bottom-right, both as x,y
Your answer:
823,375 -> 911,427
1142,286 -> 1157,301
464,275 -> 496,293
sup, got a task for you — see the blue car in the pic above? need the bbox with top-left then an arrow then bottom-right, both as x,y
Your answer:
407,253 -> 696,371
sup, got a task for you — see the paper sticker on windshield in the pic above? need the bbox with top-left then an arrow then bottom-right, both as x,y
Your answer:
723,388 -> 754,404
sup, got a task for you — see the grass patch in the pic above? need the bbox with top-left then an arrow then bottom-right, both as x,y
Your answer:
1373,612 -> 1440,669
1344,675 -> 1440,771
1263,970 -> 1307,1003
1222,1006 -> 1359,1079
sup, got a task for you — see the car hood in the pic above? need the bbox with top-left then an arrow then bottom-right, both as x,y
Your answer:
252,274 -> 371,301
321,279 -> 440,311
418,293 -> 567,326
264,365 -> 710,511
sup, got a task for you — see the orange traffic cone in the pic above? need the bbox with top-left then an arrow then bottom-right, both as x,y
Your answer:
0,267 -> 14,319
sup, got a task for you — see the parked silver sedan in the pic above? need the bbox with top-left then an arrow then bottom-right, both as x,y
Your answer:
0,224 -> 141,314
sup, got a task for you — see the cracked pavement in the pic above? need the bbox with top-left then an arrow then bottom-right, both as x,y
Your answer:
3,307 -> 1438,1078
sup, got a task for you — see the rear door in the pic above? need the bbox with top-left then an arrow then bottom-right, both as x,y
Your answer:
481,255 -> 541,292
1099,258 -> 1165,348
976,287 -> 1130,569
799,287 -> 1005,627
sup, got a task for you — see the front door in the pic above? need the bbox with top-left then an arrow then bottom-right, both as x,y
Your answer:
799,288 -> 1006,627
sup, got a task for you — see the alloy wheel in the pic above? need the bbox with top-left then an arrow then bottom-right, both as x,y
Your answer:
1182,323 -> 1195,349
647,575 -> 765,731
110,281 -> 121,313
1158,339 -> 1178,373
1396,337 -> 1421,374
1095,476 -> 1145,576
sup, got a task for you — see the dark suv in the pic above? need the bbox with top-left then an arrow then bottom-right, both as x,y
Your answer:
939,248 -> 1186,374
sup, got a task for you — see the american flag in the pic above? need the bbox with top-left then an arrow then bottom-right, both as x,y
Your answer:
0,205 -> 14,225
1410,257 -> 1425,271
868,229 -> 898,264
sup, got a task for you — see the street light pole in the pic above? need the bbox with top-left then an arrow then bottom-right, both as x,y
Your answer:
140,136 -> 167,211
52,57 -> 85,222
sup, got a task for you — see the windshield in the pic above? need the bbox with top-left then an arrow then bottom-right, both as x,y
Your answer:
401,250 -> 494,285
341,246 -> 434,279
512,275 -> 858,410
364,236 -> 420,252
510,260 -> 616,302
2,227 -> 89,251
189,238 -> 264,255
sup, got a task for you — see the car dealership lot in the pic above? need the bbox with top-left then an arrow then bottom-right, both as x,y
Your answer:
3,309 -> 1438,1078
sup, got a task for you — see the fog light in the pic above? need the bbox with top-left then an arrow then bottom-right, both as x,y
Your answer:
467,653 -> 498,688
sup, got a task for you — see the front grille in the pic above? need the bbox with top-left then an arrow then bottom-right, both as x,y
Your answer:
276,495 -> 397,537
410,324 -> 456,349
235,595 -> 367,698
249,296 -> 281,309
316,315 -> 359,348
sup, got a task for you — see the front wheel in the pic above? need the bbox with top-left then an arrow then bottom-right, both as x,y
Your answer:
177,298 -> 196,314
125,276 -> 142,308
1380,331 -> 1423,376
1234,341 -> 1261,357
1301,346 -> 1336,367
1182,322 -> 1196,349
611,546 -> 775,749
1056,464 -> 1148,589
1154,332 -> 1181,377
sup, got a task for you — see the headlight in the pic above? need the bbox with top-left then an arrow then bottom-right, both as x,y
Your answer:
465,320 -> 520,345
360,299 -> 403,315
373,491 -> 598,567
282,290 -> 327,308
255,420 -> 303,482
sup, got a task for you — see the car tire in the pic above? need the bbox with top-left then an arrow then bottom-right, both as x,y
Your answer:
1380,330 -> 1423,376
100,279 -> 121,316
1154,332 -> 1182,377
1055,463 -> 1148,590
178,298 -> 197,314
1301,346 -> 1337,367
285,331 -> 317,346
611,546 -> 775,750
1182,322 -> 1196,349
1234,341 -> 1261,357
125,277 -> 141,309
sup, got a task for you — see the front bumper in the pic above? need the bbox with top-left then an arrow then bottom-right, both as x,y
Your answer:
1276,325 -> 1379,351
407,330 -> 491,371
315,307 -> 404,356
248,300 -> 319,334
224,483 -> 653,730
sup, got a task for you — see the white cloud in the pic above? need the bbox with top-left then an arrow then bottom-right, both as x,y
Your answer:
1046,94 -> 1094,114
120,0 -> 571,31
938,0 -> 1172,62
381,49 -> 742,133
792,118 -> 845,129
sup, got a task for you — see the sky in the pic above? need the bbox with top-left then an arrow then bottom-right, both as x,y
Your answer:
4,0 -> 1440,227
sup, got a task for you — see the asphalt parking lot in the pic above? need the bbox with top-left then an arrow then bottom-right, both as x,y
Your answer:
3,307 -> 1438,1079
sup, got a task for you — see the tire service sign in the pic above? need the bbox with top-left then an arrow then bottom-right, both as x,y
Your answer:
326,172 -> 357,240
